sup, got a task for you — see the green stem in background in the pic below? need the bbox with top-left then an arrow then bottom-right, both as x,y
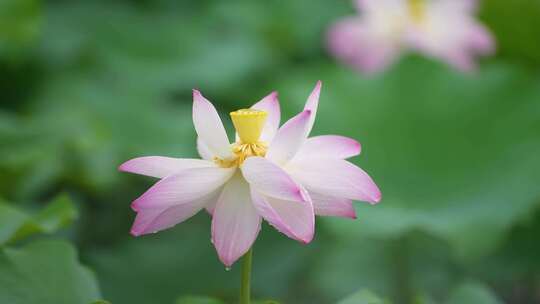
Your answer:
240,248 -> 253,304
392,236 -> 413,304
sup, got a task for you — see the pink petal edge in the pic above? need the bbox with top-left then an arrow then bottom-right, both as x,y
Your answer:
241,156 -> 308,202
211,175 -> 261,266
192,90 -> 232,159
295,135 -> 361,160
251,91 -> 281,143
119,156 -> 214,179
251,189 -> 315,244
265,110 -> 312,164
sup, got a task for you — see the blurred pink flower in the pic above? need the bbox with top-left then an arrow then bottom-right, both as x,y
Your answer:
328,0 -> 495,73
119,82 -> 381,266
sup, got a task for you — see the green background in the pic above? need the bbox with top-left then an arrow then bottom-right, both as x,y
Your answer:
1,0 -> 539,303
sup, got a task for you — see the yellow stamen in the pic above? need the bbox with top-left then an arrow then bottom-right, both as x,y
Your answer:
213,156 -> 239,168
407,0 -> 426,23
213,109 -> 269,168
214,142 -> 268,168
232,141 -> 267,163
230,109 -> 267,144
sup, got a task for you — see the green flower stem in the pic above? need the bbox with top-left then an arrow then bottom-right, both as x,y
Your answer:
393,236 -> 413,304
240,248 -> 253,304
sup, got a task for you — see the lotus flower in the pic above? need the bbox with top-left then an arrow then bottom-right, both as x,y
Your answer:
119,82 -> 381,266
328,0 -> 495,73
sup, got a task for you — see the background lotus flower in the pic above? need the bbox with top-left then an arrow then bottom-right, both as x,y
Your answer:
328,0 -> 495,73
119,81 -> 381,267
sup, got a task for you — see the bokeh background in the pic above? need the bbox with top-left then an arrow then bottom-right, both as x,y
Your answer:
1,0 -> 540,303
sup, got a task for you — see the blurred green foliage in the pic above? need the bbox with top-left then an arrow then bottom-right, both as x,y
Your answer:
176,296 -> 226,304
0,0 -> 40,60
0,194 -> 77,244
445,282 -> 502,304
338,290 -> 389,304
0,0 -> 539,303
0,240 -> 101,304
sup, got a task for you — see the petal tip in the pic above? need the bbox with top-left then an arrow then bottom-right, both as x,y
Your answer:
354,143 -> 362,155
131,200 -> 141,211
192,90 -> 206,103
215,248 -> 237,267
312,81 -> 322,94
299,234 -> 314,244
347,138 -> 362,156
118,159 -> 137,173
369,191 -> 382,205
130,227 -> 143,237
302,109 -> 312,117
221,258 -> 234,268
304,82 -> 321,111
118,162 -> 128,172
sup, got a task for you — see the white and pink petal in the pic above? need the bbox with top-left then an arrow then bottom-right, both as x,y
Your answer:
465,23 -> 495,55
197,138 -> 214,161
429,0 -> 479,14
309,191 -> 357,219
130,199 -> 207,236
202,186 -> 224,216
251,91 -> 281,143
211,174 -> 261,266
132,166 -> 235,211
119,156 -> 214,179
131,185 -> 224,236
251,190 -> 314,244
303,81 -> 321,137
355,0 -> 408,12
295,135 -> 361,160
287,158 -> 381,204
241,157 -> 307,202
241,157 -> 309,202
193,90 -> 232,159
327,17 -> 401,74
265,110 -> 312,165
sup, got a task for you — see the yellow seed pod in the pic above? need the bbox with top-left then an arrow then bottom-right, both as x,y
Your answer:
230,109 -> 268,143
408,0 -> 425,23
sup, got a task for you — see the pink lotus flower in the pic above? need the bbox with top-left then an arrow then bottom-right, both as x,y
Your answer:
328,0 -> 495,73
119,82 -> 381,266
